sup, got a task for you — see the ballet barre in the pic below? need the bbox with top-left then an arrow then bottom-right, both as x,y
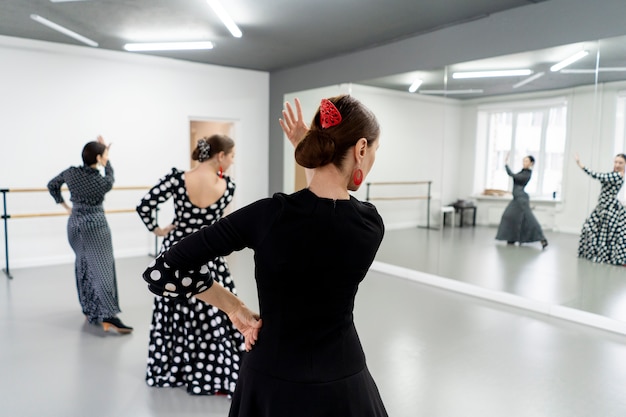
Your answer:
365,181 -> 434,229
1,186 -> 154,280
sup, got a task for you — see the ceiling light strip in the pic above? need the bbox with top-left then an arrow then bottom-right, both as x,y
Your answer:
419,89 -> 484,95
452,69 -> 532,79
408,79 -> 423,93
550,50 -> 589,72
560,67 -> 626,74
30,14 -> 98,47
206,0 -> 242,38
123,41 -> 214,52
513,72 -> 545,89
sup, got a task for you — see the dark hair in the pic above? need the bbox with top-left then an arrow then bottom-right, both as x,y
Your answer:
616,153 -> 626,162
191,134 -> 235,161
526,155 -> 535,164
295,95 -> 380,169
82,141 -> 107,166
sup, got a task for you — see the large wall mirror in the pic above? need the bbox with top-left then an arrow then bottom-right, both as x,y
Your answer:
286,34 -> 626,330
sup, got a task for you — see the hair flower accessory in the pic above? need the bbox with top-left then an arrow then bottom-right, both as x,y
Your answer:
197,138 -> 211,162
319,98 -> 342,129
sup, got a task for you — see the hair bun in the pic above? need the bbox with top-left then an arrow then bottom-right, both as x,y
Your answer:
295,130 -> 336,169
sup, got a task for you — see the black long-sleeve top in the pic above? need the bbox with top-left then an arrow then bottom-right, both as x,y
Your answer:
47,162 -> 114,206
143,188 -> 385,383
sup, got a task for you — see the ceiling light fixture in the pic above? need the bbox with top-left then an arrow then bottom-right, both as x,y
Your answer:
30,14 -> 98,47
452,69 -> 532,79
560,67 -> 626,74
408,79 -> 423,93
419,89 -> 484,95
206,0 -> 242,38
123,41 -> 215,52
512,72 -> 545,89
550,50 -> 589,72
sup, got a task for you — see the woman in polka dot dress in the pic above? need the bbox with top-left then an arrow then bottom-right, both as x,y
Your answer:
575,152 -> 626,265
47,136 -> 133,334
136,134 -> 244,396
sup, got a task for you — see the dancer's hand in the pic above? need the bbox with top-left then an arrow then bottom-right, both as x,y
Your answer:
280,98 -> 309,148
97,135 -> 112,149
574,152 -> 584,168
228,305 -> 262,351
153,224 -> 176,237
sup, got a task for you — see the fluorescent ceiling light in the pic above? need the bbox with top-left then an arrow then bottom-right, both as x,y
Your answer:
420,89 -> 484,95
560,67 -> 626,74
123,41 -> 214,51
49,0 -> 91,3
206,0 -> 242,38
550,50 -> 589,72
513,72 -> 545,89
452,69 -> 532,79
408,79 -> 423,93
30,14 -> 98,47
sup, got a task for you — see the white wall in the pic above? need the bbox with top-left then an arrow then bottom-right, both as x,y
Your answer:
283,84 -> 462,229
0,36 -> 269,270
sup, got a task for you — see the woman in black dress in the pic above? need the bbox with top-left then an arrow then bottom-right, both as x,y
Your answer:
47,136 -> 132,333
575,152 -> 626,264
495,154 -> 548,249
142,95 -> 388,416
137,134 -> 244,396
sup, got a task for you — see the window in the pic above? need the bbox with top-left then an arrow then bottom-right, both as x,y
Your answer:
478,100 -> 567,199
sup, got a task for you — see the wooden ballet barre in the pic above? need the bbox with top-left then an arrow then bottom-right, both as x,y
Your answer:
3,186 -> 149,193
1,186 -> 152,280
365,180 -> 434,229
6,208 -> 138,219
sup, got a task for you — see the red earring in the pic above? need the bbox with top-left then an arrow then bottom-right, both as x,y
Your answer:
353,169 -> 363,186
218,166 -> 223,178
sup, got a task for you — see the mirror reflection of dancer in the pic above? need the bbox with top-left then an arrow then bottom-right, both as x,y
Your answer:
47,136 -> 133,334
136,134 -> 243,396
495,153 -> 548,249
574,153 -> 626,265
141,95 -> 389,416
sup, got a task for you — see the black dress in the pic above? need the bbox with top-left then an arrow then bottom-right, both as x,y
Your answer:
47,162 -> 121,323
142,188 -> 388,417
136,168 -> 244,396
495,165 -> 546,244
578,167 -> 626,264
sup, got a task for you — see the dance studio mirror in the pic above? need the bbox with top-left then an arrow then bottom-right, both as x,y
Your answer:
346,34 -> 626,326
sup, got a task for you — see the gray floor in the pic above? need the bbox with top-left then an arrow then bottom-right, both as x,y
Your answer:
2,231 -> 626,416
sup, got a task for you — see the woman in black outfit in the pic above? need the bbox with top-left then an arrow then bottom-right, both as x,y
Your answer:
48,136 -> 132,333
142,95 -> 388,416
495,153 -> 548,249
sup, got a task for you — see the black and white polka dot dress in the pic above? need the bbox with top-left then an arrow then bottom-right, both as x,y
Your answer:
578,167 -> 626,265
136,168 -> 243,396
47,162 -> 121,323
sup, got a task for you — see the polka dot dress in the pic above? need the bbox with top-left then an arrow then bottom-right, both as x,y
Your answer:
47,162 -> 121,323
137,168 -> 243,396
578,168 -> 626,265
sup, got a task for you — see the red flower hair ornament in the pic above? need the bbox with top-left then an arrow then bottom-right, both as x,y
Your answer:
319,98 -> 342,129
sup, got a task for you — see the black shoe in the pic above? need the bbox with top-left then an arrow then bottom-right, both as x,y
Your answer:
507,241 -> 516,245
102,317 -> 133,334
541,239 -> 548,250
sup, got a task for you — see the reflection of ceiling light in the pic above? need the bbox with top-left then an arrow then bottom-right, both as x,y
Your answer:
420,89 -> 484,95
513,72 -> 545,89
206,0 -> 242,38
452,69 -> 532,79
550,50 -> 589,72
560,67 -> 626,73
408,79 -> 423,93
30,14 -> 98,47
123,41 -> 214,51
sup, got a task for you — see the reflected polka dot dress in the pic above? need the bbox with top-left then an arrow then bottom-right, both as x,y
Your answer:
137,168 -> 243,396
578,168 -> 626,265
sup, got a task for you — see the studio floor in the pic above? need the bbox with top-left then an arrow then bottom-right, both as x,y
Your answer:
2,226 -> 626,416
